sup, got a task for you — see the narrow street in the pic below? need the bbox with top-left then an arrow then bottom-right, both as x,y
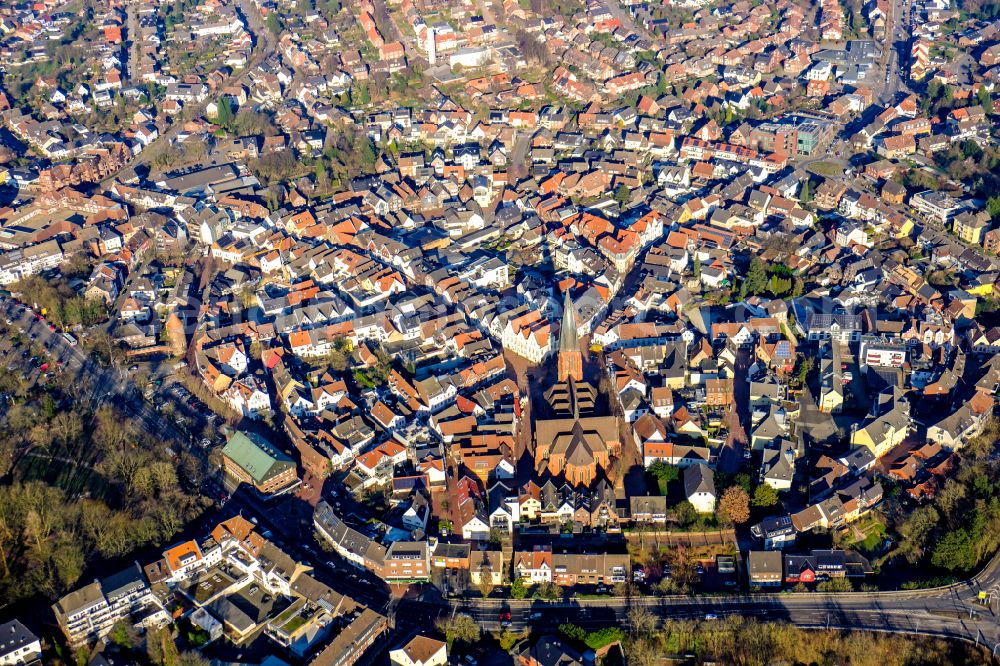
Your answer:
717,348 -> 750,474
125,0 -> 140,84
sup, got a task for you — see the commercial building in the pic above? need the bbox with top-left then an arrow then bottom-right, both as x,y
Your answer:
384,541 -> 430,583
748,119 -> 833,157
911,190 -> 966,226
221,431 -> 300,496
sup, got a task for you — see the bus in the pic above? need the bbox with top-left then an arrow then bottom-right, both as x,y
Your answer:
62,332 -> 78,346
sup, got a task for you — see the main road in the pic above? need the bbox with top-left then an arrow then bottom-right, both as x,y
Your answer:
398,549 -> 1000,655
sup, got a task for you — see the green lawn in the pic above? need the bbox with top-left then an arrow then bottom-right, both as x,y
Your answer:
847,516 -> 888,556
806,161 -> 844,177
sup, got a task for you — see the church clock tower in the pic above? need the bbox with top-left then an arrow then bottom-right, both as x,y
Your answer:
557,290 -> 583,383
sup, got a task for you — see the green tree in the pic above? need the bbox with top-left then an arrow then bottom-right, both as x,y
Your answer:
897,505 -> 940,563
987,195 -> 1000,220
816,577 -> 854,592
931,528 -> 977,572
800,178 -> 812,203
752,483 -> 779,508
434,613 -> 480,648
648,460 -> 679,486
497,629 -> 524,651
355,134 -> 377,172
147,627 -> 180,666
585,626 -> 625,649
510,576 -> 528,599
745,257 -> 768,296
355,84 -> 370,106
559,623 -> 587,643
796,356 -> 814,386
978,87 -> 994,115
614,184 -> 631,206
109,621 -> 133,648
532,581 -> 561,600
213,97 -> 234,129
792,277 -> 804,298
671,500 -> 697,527
265,12 -> 282,35
315,160 -> 331,191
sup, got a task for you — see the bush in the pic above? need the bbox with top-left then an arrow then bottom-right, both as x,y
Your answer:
584,626 -> 625,650
559,623 -> 587,643
532,581 -> 561,600
816,577 -> 854,592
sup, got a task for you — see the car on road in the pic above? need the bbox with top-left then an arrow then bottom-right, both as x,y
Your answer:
705,613 -> 719,620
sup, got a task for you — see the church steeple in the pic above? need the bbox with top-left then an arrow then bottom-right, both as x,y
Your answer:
557,289 -> 583,383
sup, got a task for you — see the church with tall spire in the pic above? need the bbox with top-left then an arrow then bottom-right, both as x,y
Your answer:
557,289 -> 583,384
534,290 -> 620,487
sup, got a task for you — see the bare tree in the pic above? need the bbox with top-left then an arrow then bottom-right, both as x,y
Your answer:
627,606 -> 656,635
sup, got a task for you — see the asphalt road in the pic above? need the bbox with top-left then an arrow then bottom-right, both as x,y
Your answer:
879,0 -> 912,105
415,554 -> 1000,654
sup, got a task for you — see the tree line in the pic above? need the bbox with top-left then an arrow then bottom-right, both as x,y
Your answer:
625,615 -> 990,666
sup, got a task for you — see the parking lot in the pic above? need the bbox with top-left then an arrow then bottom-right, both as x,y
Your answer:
0,302 -> 80,396
157,380 -> 226,445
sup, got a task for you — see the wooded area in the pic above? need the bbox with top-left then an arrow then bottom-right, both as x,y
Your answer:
0,391 -> 210,604
889,419 -> 1000,576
